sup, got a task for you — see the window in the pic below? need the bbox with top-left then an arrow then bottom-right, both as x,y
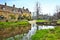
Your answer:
0,15 -> 4,20
3,7 -> 5,10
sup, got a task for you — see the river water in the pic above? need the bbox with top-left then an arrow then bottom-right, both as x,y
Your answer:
6,24 -> 55,40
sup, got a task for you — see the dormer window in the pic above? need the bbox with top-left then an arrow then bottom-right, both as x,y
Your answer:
3,7 -> 5,10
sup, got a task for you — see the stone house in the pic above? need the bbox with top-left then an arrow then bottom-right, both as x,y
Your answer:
0,3 -> 31,22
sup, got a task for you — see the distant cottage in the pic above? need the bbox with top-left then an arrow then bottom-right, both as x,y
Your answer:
0,3 -> 31,22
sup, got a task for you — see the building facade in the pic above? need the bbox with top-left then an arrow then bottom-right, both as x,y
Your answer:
0,3 -> 31,22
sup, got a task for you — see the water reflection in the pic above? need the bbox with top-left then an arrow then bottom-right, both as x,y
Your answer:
38,25 -> 54,30
22,24 -> 55,40
5,24 -> 54,40
22,24 -> 54,40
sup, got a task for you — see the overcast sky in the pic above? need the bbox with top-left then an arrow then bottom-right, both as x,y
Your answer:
0,0 -> 60,15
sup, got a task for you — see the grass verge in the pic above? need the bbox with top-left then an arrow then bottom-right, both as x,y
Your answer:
31,26 -> 60,40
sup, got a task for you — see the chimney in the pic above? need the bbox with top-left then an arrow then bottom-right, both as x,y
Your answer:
13,5 -> 15,8
5,3 -> 7,6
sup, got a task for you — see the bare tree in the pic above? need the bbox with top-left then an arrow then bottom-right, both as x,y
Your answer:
56,6 -> 60,12
36,2 -> 41,19
53,5 -> 60,20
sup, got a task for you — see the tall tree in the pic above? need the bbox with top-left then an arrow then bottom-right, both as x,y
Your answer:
54,6 -> 60,19
36,2 -> 41,19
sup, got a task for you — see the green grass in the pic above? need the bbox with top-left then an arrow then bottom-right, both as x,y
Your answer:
36,20 -> 49,22
57,19 -> 60,24
31,26 -> 60,40
0,21 -> 30,29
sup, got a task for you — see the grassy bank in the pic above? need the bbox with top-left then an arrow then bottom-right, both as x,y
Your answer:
0,21 -> 30,29
0,21 -> 31,39
36,20 -> 50,22
31,26 -> 60,40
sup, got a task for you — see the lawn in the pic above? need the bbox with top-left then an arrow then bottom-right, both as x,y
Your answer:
31,26 -> 60,40
57,19 -> 60,24
36,20 -> 49,22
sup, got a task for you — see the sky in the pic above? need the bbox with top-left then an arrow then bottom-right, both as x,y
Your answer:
0,0 -> 60,16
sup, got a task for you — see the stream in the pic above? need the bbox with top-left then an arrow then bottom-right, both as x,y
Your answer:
5,24 -> 55,40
